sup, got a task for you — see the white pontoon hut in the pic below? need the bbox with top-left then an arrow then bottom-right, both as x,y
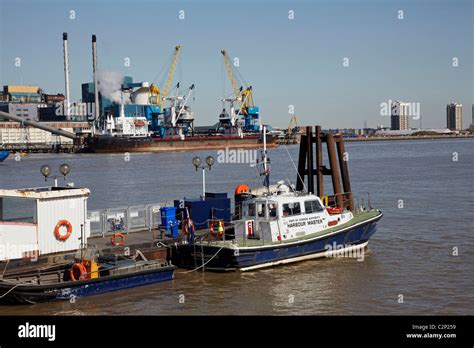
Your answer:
0,187 -> 90,261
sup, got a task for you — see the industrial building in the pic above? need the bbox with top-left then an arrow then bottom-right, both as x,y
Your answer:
0,103 -> 39,122
446,103 -> 463,131
81,76 -> 133,117
391,101 -> 410,130
0,122 -> 76,151
2,85 -> 42,104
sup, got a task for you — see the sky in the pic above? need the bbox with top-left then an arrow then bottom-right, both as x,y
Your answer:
0,0 -> 473,129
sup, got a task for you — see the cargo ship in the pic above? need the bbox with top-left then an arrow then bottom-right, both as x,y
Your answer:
86,132 -> 277,153
82,36 -> 277,153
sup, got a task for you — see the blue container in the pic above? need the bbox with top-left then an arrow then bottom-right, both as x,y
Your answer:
0,150 -> 9,162
160,206 -> 178,237
174,193 -> 231,231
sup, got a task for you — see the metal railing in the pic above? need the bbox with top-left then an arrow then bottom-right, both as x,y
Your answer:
88,202 -> 173,237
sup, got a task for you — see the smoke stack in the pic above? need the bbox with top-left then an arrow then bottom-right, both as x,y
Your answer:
63,32 -> 70,119
92,34 -> 100,128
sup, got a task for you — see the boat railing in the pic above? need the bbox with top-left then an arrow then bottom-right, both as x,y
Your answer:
353,192 -> 374,214
322,192 -> 353,211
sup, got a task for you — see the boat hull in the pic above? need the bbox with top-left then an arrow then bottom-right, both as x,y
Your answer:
173,212 -> 382,272
0,265 -> 175,305
86,134 -> 278,153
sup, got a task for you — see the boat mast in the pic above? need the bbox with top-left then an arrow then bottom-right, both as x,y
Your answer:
261,125 -> 270,191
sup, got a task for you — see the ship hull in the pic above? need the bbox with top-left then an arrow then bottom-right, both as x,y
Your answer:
86,134 -> 278,153
0,265 -> 175,305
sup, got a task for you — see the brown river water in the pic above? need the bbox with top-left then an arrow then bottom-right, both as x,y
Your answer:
0,139 -> 473,315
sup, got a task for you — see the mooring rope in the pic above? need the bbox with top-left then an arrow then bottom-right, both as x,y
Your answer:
0,282 -> 23,299
177,245 -> 226,274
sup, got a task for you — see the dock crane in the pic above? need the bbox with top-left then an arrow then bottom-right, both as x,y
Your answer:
287,114 -> 300,134
220,49 -> 260,132
149,45 -> 182,107
279,114 -> 301,145
164,84 -> 195,128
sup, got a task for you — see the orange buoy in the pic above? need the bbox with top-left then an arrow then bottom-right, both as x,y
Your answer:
54,220 -> 73,241
326,207 -> 342,215
111,232 -> 125,247
235,184 -> 250,195
70,262 -> 87,281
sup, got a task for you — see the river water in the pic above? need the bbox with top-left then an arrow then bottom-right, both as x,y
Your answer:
0,138 -> 473,315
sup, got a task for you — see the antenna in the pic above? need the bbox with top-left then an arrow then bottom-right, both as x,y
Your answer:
283,144 -> 307,193
260,125 -> 270,191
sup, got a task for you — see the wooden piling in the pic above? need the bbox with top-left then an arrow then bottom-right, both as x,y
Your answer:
296,126 -> 353,212
326,134 -> 343,209
315,125 -> 323,197
336,138 -> 353,211
306,126 -> 314,193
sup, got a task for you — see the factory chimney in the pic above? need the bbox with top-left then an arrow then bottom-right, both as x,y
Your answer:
62,32 -> 71,119
92,34 -> 100,133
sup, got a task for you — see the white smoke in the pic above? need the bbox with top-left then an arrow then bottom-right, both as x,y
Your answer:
96,71 -> 131,104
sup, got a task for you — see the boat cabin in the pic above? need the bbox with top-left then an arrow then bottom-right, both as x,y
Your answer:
234,192 -> 352,243
0,186 -> 90,261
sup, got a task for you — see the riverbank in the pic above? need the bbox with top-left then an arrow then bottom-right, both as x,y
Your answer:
344,134 -> 474,142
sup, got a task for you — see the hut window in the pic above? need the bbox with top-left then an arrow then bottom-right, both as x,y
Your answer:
0,197 -> 37,223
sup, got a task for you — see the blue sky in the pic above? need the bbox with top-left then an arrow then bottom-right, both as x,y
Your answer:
1,0 -> 472,128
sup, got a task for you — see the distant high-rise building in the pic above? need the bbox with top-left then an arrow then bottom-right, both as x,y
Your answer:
390,101 -> 410,130
446,103 -> 462,131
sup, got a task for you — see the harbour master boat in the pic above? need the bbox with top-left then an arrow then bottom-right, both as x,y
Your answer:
175,183 -> 382,271
174,126 -> 383,271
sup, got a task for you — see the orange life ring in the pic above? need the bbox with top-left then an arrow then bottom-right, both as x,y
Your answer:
111,232 -> 125,246
326,207 -> 342,215
234,184 -> 250,195
209,220 -> 224,238
54,220 -> 73,241
70,262 -> 87,281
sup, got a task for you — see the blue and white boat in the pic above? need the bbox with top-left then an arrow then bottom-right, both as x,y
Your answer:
0,150 -> 9,162
174,183 -> 382,271
174,125 -> 382,271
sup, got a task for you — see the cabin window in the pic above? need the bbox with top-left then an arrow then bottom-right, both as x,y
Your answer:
256,203 -> 266,218
247,203 -> 256,217
282,202 -> 301,217
268,203 -> 277,218
305,200 -> 324,214
0,197 -> 37,223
